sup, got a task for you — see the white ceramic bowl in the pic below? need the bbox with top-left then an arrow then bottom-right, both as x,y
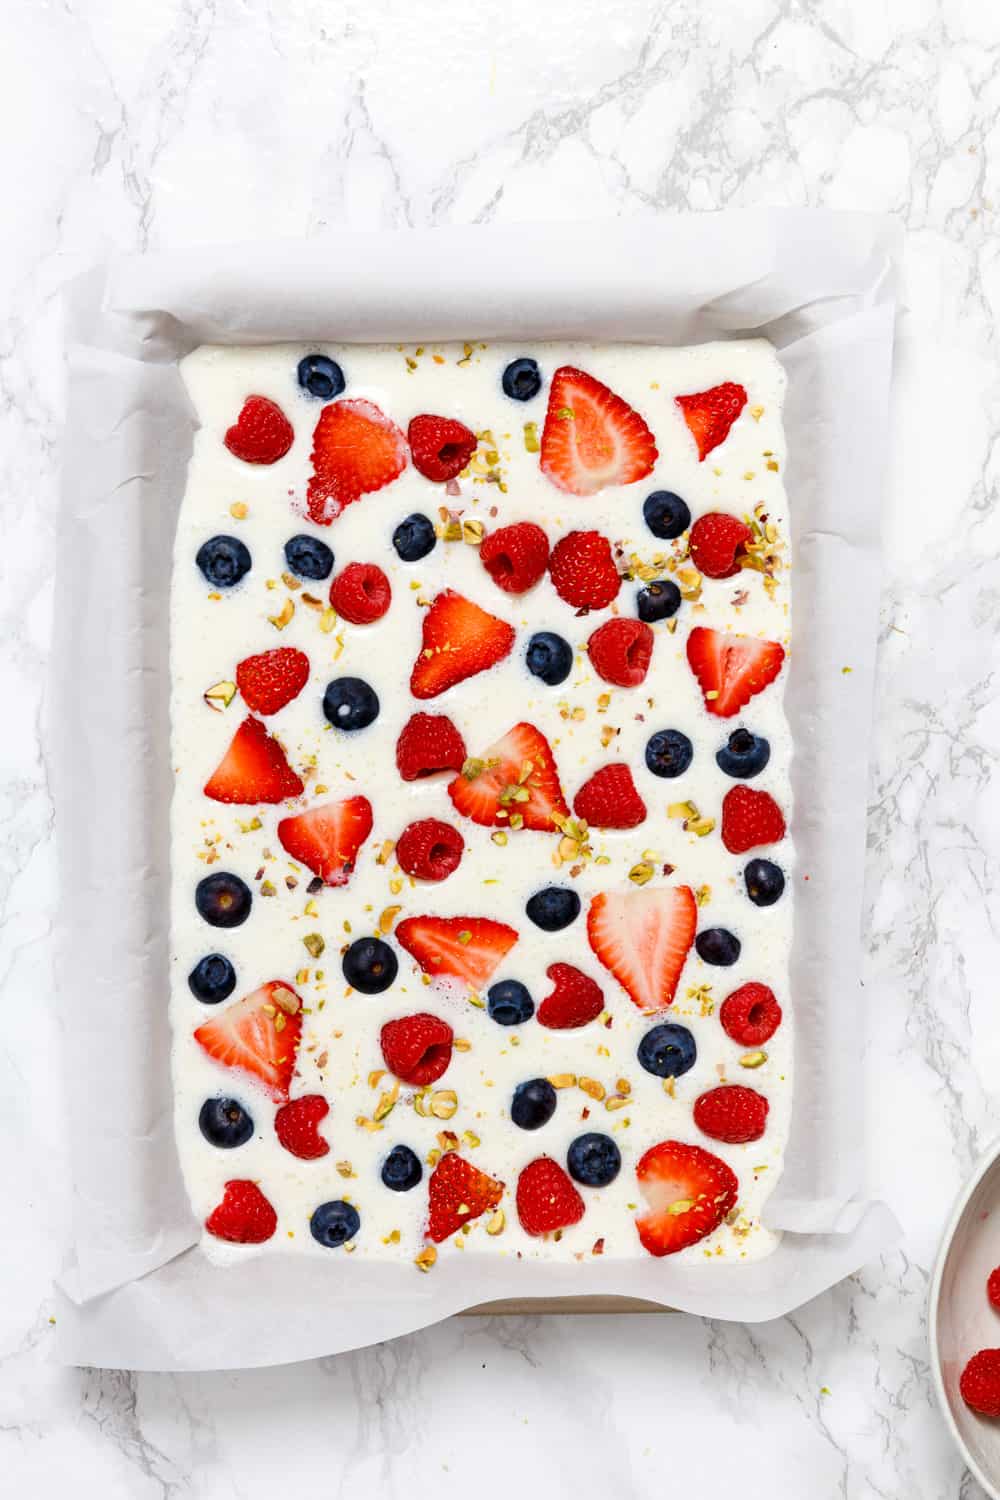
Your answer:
929,1137 -> 1000,1498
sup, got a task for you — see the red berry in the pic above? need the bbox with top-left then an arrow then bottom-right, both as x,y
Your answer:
395,819 -> 464,882
479,521 -> 550,595
205,1180 -> 278,1244
410,590 -> 515,699
686,627 -> 785,718
539,366 -> 657,496
693,1084 -> 769,1144
721,785 -> 786,854
275,1095 -> 330,1159
536,962 -> 604,1029
194,980 -> 303,1102
573,763 -> 646,830
330,561 -> 392,624
277,796 -> 373,888
548,530 -> 620,611
989,1266 -> 1000,1312
224,396 -> 294,465
236,647 -> 310,715
203,716 -> 304,804
587,887 -> 698,1013
395,712 -> 467,781
635,1141 -> 738,1256
719,982 -> 782,1046
307,399 -> 407,524
516,1157 -> 585,1236
675,382 -> 747,461
426,1153 -> 504,1243
408,414 -> 477,482
960,1349 -> 1000,1416
587,617 -> 654,687
395,915 -> 518,992
379,1012 -> 454,1086
688,513 -> 752,579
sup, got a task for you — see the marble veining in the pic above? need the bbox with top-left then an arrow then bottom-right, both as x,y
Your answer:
2,0 -> 1000,1494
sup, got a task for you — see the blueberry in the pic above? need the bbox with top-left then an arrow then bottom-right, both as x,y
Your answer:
525,885 -> 581,932
696,927 -> 742,966
637,1022 -> 697,1079
643,490 -> 691,540
744,858 -> 785,907
297,353 -> 346,401
637,579 -> 681,623
511,1078 -> 557,1130
196,535 -> 252,588
716,728 -> 771,780
342,936 -> 398,994
645,729 -> 693,779
187,953 -> 236,1004
501,357 -> 542,402
284,533 -> 334,581
310,1200 -> 361,1249
567,1132 -> 621,1188
381,1144 -> 423,1192
526,631 -> 573,686
487,980 -> 535,1026
393,513 -> 437,562
323,677 -> 379,731
195,872 -> 252,929
198,1096 -> 254,1149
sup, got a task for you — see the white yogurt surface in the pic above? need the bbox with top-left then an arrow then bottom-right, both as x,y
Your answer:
171,339 -> 793,1268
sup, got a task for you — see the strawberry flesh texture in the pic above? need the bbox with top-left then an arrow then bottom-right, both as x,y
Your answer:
275,1095 -> 330,1159
721,785 -> 786,854
675,382 -> 747,461
395,818 -> 464,882
634,1140 -> 738,1256
587,617 -> 654,687
548,530 -> 620,611
573,763 -> 646,830
686,627 -> 785,718
330,562 -> 392,624
396,712 -> 467,781
480,522 -> 550,595
204,716 -> 304,804
307,398 -> 408,524
540,366 -> 657,496
236,647 -> 310,715
194,981 -> 303,1102
410,590 -> 515,699
516,1157 -> 585,1236
536,962 -> 604,1029
448,722 -> 568,833
206,1180 -> 278,1244
693,1084 -> 768,1144
277,796 -> 373,886
587,886 -> 697,1013
719,982 -> 782,1046
688,512 -> 752,579
395,915 -> 518,992
426,1152 -> 504,1243
224,396 -> 294,465
380,1012 -> 454,1086
408,414 -> 477,482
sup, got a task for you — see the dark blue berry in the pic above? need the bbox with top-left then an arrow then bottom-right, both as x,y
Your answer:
393,513 -> 437,562
310,1200 -> 361,1248
744,858 -> 785,907
284,533 -> 334,581
696,927 -> 741,966
195,872 -> 252,928
643,491 -> 691,540
567,1132 -> 621,1187
526,632 -> 573,686
381,1144 -> 422,1192
196,535 -> 251,588
645,729 -> 693,779
188,953 -> 236,1004
342,936 -> 398,993
716,728 -> 771,780
501,357 -> 542,401
637,1022 -> 697,1079
323,677 -> 379,731
525,885 -> 581,932
297,353 -> 346,400
636,579 -> 681,623
487,980 -> 535,1026
198,1096 -> 254,1148
511,1078 -> 557,1130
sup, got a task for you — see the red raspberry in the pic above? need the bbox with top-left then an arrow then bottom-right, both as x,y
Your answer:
408,414 -> 477,482
330,562 -> 392,624
205,1180 -> 277,1244
989,1266 -> 1000,1311
688,512 -> 752,579
587,617 -> 654,687
395,712 -> 467,781
223,396 -> 294,465
380,1013 -> 454,1086
693,1084 -> 769,1143
573,763 -> 647,830
960,1349 -> 1000,1416
274,1095 -> 330,1159
548,530 -> 621,611
395,819 -> 464,882
719,982 -> 782,1046
536,963 -> 604,1029
480,522 -> 550,594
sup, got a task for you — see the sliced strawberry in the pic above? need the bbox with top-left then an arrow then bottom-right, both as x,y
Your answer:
479,522 -> 550,595
380,1012 -> 454,1086
236,647 -> 310,715
686,626 -> 785,718
306,398 -> 408,524
330,562 -> 392,624
203,716 -> 304,804
275,1095 -> 330,1159
548,530 -> 621,611
634,1140 -> 738,1256
540,366 -> 657,496
276,796 -> 373,887
205,1180 -> 278,1244
573,763 -> 646,830
448,722 -> 568,833
426,1152 -> 504,1243
536,962 -> 604,1029
587,617 -> 654,688
675,382 -> 747,461
587,886 -> 697,1012
408,414 -> 477,482
395,712 -> 467,780
395,915 -> 518,992
721,785 -> 786,854
688,512 -> 752,579
224,396 -> 294,465
693,1085 -> 768,1144
410,590 -> 515,699
516,1157 -> 585,1236
194,980 -> 303,1101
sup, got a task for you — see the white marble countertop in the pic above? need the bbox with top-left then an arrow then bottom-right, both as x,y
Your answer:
2,0 -> 999,1494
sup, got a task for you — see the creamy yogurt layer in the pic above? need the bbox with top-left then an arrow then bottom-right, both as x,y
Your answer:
171,339 -> 793,1268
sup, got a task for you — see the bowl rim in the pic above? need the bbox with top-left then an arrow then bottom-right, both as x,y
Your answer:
928,1132 -> 1000,1500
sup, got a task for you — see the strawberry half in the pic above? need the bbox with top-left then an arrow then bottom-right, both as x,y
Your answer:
693,1085 -> 768,1144
395,712 -> 467,780
395,915 -> 518,992
203,716 -> 304,804
448,722 -> 568,833
516,1157 -> 585,1236
205,1180 -> 278,1244
675,382 -> 747,461
194,980 -> 303,1101
236,647 -> 310,715
587,617 -> 654,688
410,590 -> 516,699
635,1140 -> 738,1256
426,1152 -> 504,1243
587,886 -> 697,1012
306,398 -> 408,524
275,1094 -> 330,1159
408,414 -> 477,482
277,796 -> 373,887
224,395 -> 294,465
380,1012 -> 454,1086
536,962 -> 604,1029
573,763 -> 646,830
720,785 -> 786,854
686,626 -> 785,718
548,530 -> 621,611
540,366 -> 657,496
